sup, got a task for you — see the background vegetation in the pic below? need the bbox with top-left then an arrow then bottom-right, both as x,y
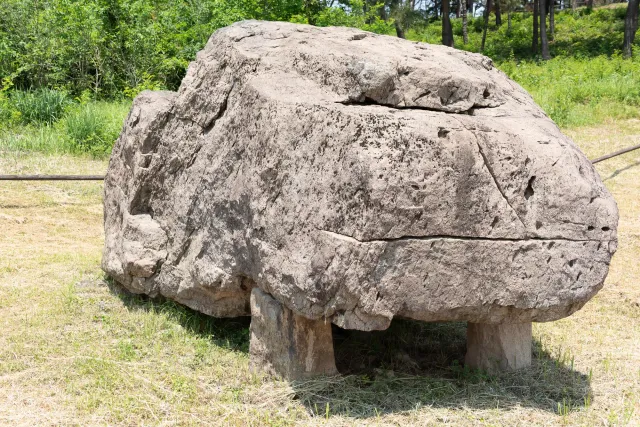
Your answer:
0,0 -> 639,154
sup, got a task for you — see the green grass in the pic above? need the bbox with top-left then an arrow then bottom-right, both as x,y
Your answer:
500,54 -> 640,127
63,102 -> 131,157
0,100 -> 130,157
9,88 -> 71,124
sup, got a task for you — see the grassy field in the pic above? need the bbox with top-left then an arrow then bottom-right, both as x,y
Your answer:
0,118 -> 639,426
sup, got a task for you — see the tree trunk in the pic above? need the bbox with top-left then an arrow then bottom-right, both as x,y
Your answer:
496,0 -> 502,26
379,5 -> 388,20
571,0 -> 576,12
533,0 -> 539,54
395,21 -> 406,38
508,11 -> 512,31
587,0 -> 593,9
304,0 -> 323,25
391,0 -> 406,38
481,0 -> 492,51
540,0 -> 551,59
462,0 -> 469,44
624,0 -> 640,58
549,0 -> 555,39
443,0 -> 455,47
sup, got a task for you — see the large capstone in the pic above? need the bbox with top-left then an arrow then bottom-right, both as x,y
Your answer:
103,21 -> 618,376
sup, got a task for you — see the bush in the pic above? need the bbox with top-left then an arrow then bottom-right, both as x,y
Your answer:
11,89 -> 70,124
63,102 -> 128,157
0,92 -> 17,127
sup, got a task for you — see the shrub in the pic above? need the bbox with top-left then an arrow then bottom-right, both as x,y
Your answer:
0,92 -> 17,128
10,89 -> 70,124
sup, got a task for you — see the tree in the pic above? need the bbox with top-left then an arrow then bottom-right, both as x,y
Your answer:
495,0 -> 502,26
304,0 -> 327,25
499,0 -> 519,32
442,0 -> 454,46
390,0 -> 408,38
533,0 -> 539,54
549,0 -> 555,39
461,0 -> 469,44
623,0 -> 639,57
481,0 -> 493,51
540,0 -> 551,59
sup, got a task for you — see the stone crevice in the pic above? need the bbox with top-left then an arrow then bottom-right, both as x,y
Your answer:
318,229 -> 609,244
335,97 -> 495,115
451,114 -> 528,231
473,132 -> 527,229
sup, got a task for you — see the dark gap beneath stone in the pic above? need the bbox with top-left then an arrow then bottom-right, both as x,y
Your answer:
332,319 -> 467,376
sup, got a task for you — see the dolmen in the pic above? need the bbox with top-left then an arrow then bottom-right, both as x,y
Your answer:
102,21 -> 618,378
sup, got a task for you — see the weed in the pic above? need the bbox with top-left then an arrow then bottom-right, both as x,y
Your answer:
11,89 -> 70,124
0,100 -> 129,157
63,102 -> 128,157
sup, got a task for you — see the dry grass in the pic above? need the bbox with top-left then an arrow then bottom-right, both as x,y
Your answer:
0,119 -> 639,426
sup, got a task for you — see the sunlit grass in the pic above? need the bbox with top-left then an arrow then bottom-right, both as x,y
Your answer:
0,100 -> 130,158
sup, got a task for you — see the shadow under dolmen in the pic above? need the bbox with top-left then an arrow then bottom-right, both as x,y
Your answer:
293,319 -> 591,418
108,279 -> 591,418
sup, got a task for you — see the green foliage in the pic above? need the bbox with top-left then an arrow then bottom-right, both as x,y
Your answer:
420,6 -> 635,61
309,1 -> 394,34
62,102 -> 130,157
0,0 -> 307,97
1,0 -> 637,98
0,92 -> 16,127
10,89 -> 70,124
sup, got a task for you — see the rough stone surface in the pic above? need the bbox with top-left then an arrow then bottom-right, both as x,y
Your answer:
103,20 -> 618,332
249,287 -> 337,379
465,322 -> 532,371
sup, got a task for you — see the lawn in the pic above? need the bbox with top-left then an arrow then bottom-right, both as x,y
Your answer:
0,119 -> 638,425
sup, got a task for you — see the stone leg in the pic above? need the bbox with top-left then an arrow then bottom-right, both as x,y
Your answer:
465,322 -> 532,372
249,287 -> 338,380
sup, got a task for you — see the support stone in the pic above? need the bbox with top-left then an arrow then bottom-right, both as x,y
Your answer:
465,322 -> 532,372
249,287 -> 338,380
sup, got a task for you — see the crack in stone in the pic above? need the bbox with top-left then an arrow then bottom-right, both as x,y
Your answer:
203,80 -> 235,133
473,135 -> 527,230
336,98 -> 493,115
173,227 -> 197,265
172,80 -> 236,131
318,229 -> 607,244
336,97 -> 529,233
450,115 -> 528,231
